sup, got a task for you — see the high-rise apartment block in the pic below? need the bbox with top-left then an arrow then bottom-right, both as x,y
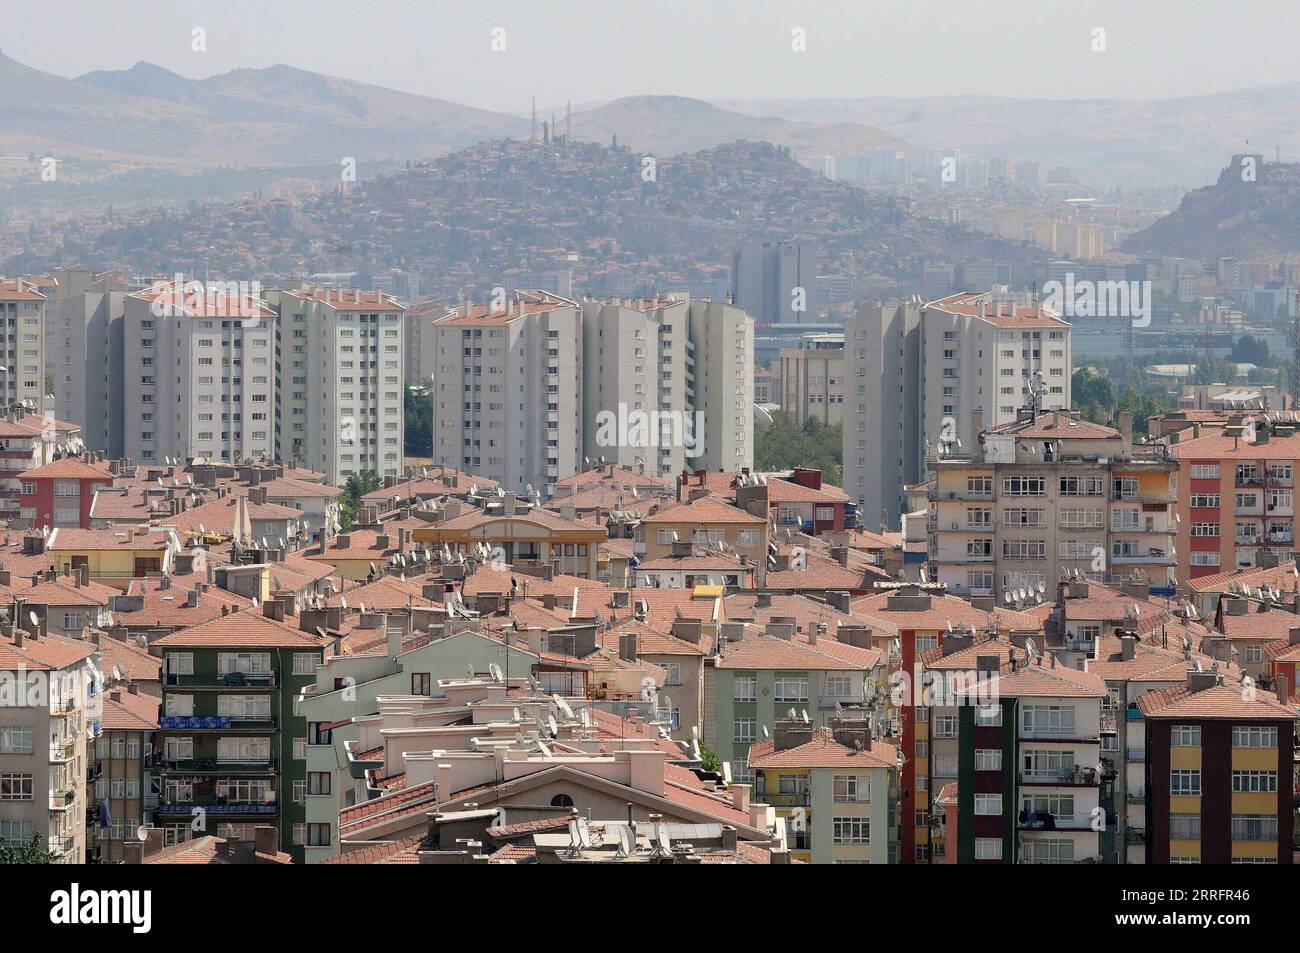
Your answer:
122,284 -> 278,468
0,279 -> 49,409
428,291 -> 753,496
265,288 -> 407,484
732,242 -> 818,326
844,292 -> 1072,531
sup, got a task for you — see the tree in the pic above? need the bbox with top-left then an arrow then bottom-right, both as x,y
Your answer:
698,739 -> 722,774
403,388 -> 432,457
1071,368 -> 1113,411
1231,334 -> 1271,366
0,834 -> 56,864
754,412 -> 842,484
339,470 -> 381,532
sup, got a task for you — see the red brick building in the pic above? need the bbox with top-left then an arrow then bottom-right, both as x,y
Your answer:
19,458 -> 116,530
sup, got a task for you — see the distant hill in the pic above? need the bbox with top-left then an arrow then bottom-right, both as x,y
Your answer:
568,95 -> 905,159
0,52 -> 528,166
1123,156 -> 1300,259
718,85 -> 1300,189
4,138 -> 1040,291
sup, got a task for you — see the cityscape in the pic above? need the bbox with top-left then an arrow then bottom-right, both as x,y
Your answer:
0,1 -> 1298,913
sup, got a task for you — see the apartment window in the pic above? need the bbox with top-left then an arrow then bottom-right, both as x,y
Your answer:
974,706 -> 1002,726
933,714 -> 959,738
165,694 -> 194,717
307,823 -> 331,847
0,774 -> 33,800
832,817 -> 870,845
1170,725 -> 1200,746
0,820 -> 34,847
1231,814 -> 1277,841
163,737 -> 193,761
1232,726 -> 1277,748
308,772 -> 332,796
1170,769 -> 1201,796
1002,476 -> 1045,496
217,652 -> 272,676
216,737 -> 271,763
1189,464 -> 1220,480
773,676 -> 809,702
0,726 -> 33,754
1023,838 -> 1074,864
217,695 -> 271,720
974,793 -> 1002,816
1021,705 -> 1074,735
1189,493 -> 1220,508
733,675 -> 757,702
292,654 -> 319,675
974,748 -> 1003,772
974,838 -> 1003,860
411,673 -> 432,695
833,775 -> 870,802
733,719 -> 757,743
1231,770 -> 1277,793
1169,813 -> 1200,840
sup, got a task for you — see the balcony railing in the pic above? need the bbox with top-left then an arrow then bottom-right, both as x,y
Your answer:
158,758 -> 278,775
156,798 -> 278,815
762,792 -> 811,807
1019,766 -> 1098,786
164,672 -> 277,689
49,742 -> 75,763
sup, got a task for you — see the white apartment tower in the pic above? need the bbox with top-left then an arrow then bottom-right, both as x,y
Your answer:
429,294 -> 584,497
429,291 -> 754,497
844,291 -> 1072,531
581,293 -> 753,480
123,282 -> 279,467
267,288 -> 407,484
0,278 -> 48,409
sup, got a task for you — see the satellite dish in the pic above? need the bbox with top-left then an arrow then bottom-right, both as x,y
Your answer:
577,816 -> 592,849
512,707 -> 522,721
801,709 -> 810,724
315,626 -> 326,639
655,821 -> 672,853
489,662 -> 503,682
617,825 -> 634,857
136,827 -> 149,842
722,761 -> 733,784
547,714 -> 558,737
761,724 -> 770,738
27,611 -> 38,629
552,694 -> 575,719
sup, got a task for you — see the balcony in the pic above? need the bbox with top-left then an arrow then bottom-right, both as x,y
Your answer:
1018,811 -> 1077,830
1124,827 -> 1146,844
49,788 -> 77,811
156,798 -> 278,815
49,741 -> 76,763
164,672 -> 277,690
47,836 -> 76,858
159,714 -> 277,731
158,758 -> 278,775
1125,791 -> 1145,803
1128,747 -> 1145,762
762,792 -> 811,808
1019,766 -> 1098,786
1110,551 -> 1174,566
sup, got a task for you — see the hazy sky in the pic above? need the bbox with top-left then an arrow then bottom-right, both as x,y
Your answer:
5,0 -> 1298,113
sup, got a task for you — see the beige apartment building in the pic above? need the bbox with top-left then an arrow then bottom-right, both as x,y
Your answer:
267,287 -> 407,484
779,333 -> 844,427
0,628 -> 98,864
0,278 -> 49,409
123,281 -> 279,468
89,686 -> 159,863
928,410 -> 1176,600
429,290 -> 754,497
